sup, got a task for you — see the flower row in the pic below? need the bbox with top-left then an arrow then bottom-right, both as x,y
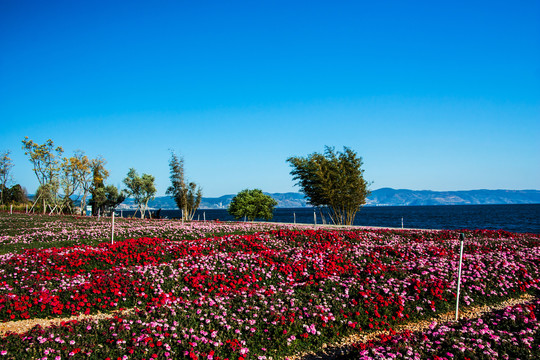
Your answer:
350,298 -> 539,360
0,228 -> 538,358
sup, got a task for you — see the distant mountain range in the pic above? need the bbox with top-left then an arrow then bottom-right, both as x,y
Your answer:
365,188 -> 540,206
117,188 -> 540,210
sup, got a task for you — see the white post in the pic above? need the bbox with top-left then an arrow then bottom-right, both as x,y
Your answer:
111,212 -> 115,244
98,208 -> 101,219
203,212 -> 206,222
10,205 -> 13,214
293,213 -> 296,224
401,217 -> 404,229
455,233 -> 465,321
181,209 -> 184,225
26,204 -> 28,213
120,209 -> 123,218
314,211 -> 317,227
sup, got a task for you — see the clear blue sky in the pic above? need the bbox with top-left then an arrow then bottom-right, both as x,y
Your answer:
1,0 -> 539,197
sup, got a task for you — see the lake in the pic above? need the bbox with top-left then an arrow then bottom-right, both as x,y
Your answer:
119,204 -> 540,234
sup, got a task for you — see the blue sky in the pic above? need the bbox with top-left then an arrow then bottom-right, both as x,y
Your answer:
1,0 -> 539,197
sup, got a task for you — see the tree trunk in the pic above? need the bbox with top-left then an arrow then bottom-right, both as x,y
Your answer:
80,192 -> 88,215
132,206 -> 139,219
142,201 -> 149,219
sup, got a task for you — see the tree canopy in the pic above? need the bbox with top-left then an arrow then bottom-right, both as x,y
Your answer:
21,137 -> 64,187
3,184 -> 28,204
166,152 -> 202,221
0,150 -> 14,205
21,138 -> 64,213
88,156 -> 113,215
228,189 -> 278,221
89,184 -> 125,215
287,146 -> 370,225
123,168 -> 156,218
72,151 -> 93,215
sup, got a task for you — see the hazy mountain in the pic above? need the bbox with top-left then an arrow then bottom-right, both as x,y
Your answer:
119,192 -> 308,209
117,189 -> 540,210
365,188 -> 540,206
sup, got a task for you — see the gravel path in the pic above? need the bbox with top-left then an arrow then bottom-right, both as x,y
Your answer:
0,308 -> 135,336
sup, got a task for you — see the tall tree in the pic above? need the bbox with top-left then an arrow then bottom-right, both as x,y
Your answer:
287,146 -> 370,225
228,189 -> 278,221
89,184 -> 125,215
123,168 -> 156,218
0,150 -> 14,205
22,138 -> 64,211
6,184 -> 28,204
59,156 -> 81,213
88,156 -> 109,215
104,185 -> 126,210
21,138 -> 64,187
139,174 -> 156,218
72,151 -> 93,215
90,156 -> 109,190
166,152 -> 202,221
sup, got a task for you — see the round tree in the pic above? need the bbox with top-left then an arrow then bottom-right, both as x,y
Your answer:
228,189 -> 278,221
287,146 -> 370,225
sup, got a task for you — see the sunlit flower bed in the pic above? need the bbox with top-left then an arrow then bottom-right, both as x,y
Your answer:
0,226 -> 538,359
0,213 -> 289,246
349,298 -> 539,360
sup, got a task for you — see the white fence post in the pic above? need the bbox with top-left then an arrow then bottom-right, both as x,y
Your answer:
455,233 -> 465,321
111,212 -> 115,244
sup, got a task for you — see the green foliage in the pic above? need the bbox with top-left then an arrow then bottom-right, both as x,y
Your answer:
21,138 -> 65,212
71,151 -> 93,214
34,183 -> 57,213
0,150 -> 14,205
105,184 -> 126,209
123,168 -> 156,218
90,156 -> 109,190
287,146 -> 370,225
89,187 -> 107,213
89,184 -> 125,215
88,157 -> 112,215
21,137 -> 64,187
59,156 -> 81,213
166,152 -> 202,221
4,184 -> 29,204
228,189 -> 278,221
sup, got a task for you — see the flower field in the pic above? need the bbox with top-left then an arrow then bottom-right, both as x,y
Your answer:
0,213 -> 539,359
0,213 -> 285,249
349,298 -> 539,359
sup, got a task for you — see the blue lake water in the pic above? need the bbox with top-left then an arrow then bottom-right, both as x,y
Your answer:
120,204 -> 540,234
